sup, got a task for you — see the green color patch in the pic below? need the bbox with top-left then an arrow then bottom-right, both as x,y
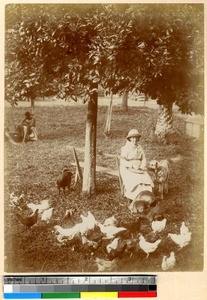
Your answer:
42,292 -> 80,298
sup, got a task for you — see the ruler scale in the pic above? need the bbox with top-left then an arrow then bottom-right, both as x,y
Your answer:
4,275 -> 157,299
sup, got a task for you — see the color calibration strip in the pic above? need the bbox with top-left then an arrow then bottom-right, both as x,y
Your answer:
4,275 -> 157,298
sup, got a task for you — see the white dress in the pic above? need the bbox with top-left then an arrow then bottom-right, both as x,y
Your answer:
120,141 -> 154,201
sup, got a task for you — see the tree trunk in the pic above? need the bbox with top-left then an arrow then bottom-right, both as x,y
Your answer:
82,83 -> 98,195
30,97 -> 35,112
121,91 -> 128,111
104,92 -> 113,136
143,94 -> 149,107
154,104 -> 173,142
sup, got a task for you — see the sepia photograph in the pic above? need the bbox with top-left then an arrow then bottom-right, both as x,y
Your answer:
4,2 -> 204,275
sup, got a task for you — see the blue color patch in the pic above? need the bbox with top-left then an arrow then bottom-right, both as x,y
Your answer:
4,293 -> 41,299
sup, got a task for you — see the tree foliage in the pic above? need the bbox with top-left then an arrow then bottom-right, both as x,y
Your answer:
5,3 -> 204,114
113,4 -> 204,114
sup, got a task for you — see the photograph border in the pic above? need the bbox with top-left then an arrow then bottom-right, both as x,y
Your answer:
1,0 -> 206,299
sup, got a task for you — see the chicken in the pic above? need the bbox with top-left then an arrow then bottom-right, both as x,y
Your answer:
85,225 -> 105,243
10,192 -> 19,206
98,223 -> 126,239
16,209 -> 39,227
10,192 -> 26,209
106,238 -> 120,254
124,239 -> 138,254
168,231 -> 191,248
161,252 -> 176,271
17,193 -> 27,207
27,199 -> 50,213
81,236 -> 98,250
106,238 -> 128,259
55,211 -> 98,243
124,217 -> 141,236
138,234 -> 161,258
151,218 -> 167,233
80,211 -> 97,234
54,224 -> 80,242
170,154 -> 183,163
41,207 -> 54,223
180,222 -> 189,235
57,166 -> 73,195
142,203 -> 166,222
103,216 -> 118,227
95,258 -> 118,272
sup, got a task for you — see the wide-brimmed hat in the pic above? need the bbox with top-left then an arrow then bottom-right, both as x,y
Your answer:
126,129 -> 141,140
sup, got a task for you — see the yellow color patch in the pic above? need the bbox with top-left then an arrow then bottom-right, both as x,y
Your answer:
81,292 -> 118,298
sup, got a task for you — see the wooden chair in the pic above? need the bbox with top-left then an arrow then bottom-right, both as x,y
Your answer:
115,156 -> 124,196
72,147 -> 83,186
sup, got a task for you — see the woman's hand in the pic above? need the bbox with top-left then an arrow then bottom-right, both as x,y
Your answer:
130,160 -> 141,170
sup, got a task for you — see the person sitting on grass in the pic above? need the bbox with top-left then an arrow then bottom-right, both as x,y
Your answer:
119,129 -> 154,201
16,111 -> 38,143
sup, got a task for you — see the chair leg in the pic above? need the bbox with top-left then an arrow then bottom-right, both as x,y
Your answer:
72,147 -> 83,186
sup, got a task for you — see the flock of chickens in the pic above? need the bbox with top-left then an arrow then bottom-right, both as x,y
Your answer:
9,191 -> 192,272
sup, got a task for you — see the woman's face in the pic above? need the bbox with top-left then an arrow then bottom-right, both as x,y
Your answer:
130,136 -> 139,146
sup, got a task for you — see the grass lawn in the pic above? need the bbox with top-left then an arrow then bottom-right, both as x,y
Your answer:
4,103 -> 204,273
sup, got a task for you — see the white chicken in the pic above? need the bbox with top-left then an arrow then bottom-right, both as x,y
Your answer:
170,154 -> 183,163
168,231 -> 191,248
27,199 -> 50,213
10,192 -> 19,205
98,223 -> 126,239
95,258 -> 118,272
80,211 -> 98,234
151,218 -> 167,233
138,234 -> 162,258
180,222 -> 189,235
41,207 -> 54,223
161,252 -> 176,271
54,225 -> 80,242
103,216 -> 118,227
54,211 -> 98,243
10,193 -> 27,210
106,238 -> 120,254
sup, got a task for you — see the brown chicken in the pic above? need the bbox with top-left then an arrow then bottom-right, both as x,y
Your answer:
16,209 -> 39,227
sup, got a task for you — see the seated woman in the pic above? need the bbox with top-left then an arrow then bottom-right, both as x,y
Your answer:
119,129 -> 154,201
16,111 -> 38,142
